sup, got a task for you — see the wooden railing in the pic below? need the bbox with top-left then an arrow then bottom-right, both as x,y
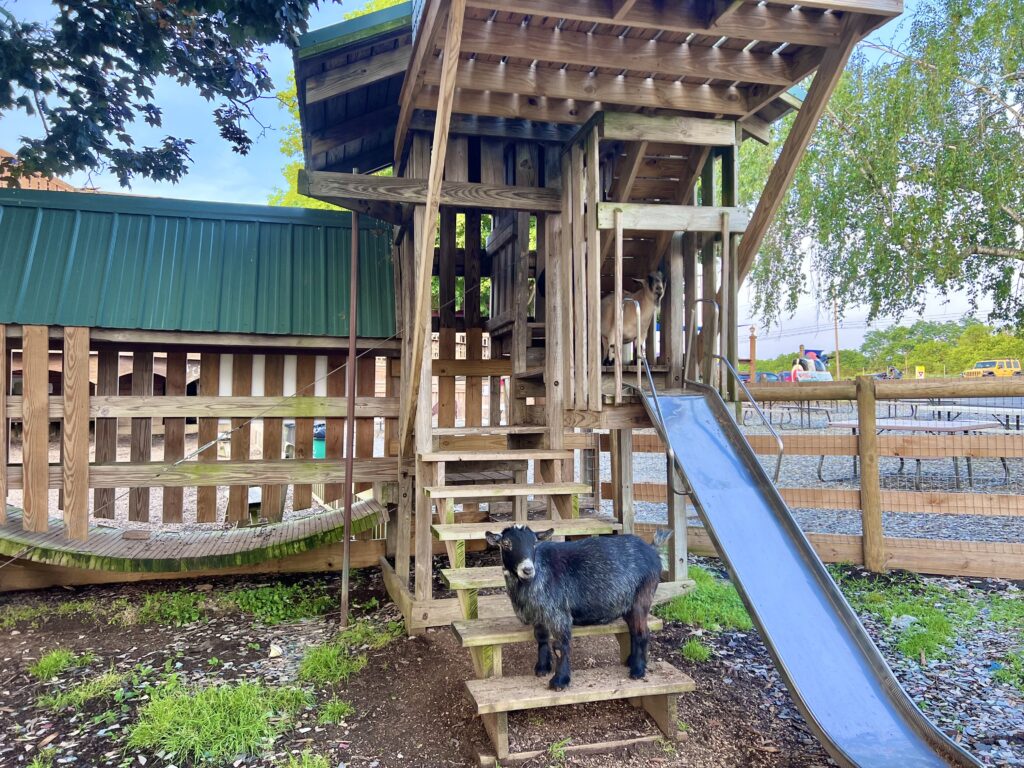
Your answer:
607,377 -> 1024,580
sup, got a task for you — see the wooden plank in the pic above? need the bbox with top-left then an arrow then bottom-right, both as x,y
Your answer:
197,353 -> 221,524
875,378 -> 1024,399
458,19 -> 795,86
602,113 -> 737,146
554,405 -> 652,430
227,354 -> 253,525
32,395 -> 401,420
305,45 -> 411,104
438,138 -> 460,432
129,351 -> 153,521
571,143 -> 587,409
92,348 -> 118,519
0,325 -> 5,521
324,353 -> 346,504
465,204 -> 484,440
422,58 -> 749,116
425,482 -> 591,499
453,615 -> 663,647
73,328 -> 399,353
466,661 -> 694,715
21,326 -> 49,532
310,105 -> 401,156
356,356 -> 375,495
585,130 -> 602,412
432,358 -> 511,377
262,354 -> 286,522
61,328 -> 90,541
432,518 -> 620,541
857,376 -> 885,572
415,85 -> 600,127
738,17 -> 865,279
597,203 -> 749,232
399,0 -> 467,455
746,381 -> 858,400
162,351 -> 186,524
393,0 -> 446,165
463,0 -> 845,48
421,449 -> 572,462
300,170 -> 561,213
293,354 -> 317,511
747,434 -> 859,456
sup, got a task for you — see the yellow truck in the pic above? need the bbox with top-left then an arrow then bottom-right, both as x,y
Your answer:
962,359 -> 1022,378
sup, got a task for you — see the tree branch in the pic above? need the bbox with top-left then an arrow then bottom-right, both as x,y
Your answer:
972,246 -> 1024,261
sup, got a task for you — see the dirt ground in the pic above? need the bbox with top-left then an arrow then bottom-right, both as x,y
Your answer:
0,568 -> 838,768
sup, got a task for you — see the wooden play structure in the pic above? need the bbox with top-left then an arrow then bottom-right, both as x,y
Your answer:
289,0 -> 903,761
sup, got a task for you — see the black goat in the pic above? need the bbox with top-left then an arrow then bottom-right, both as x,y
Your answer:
485,525 -> 666,691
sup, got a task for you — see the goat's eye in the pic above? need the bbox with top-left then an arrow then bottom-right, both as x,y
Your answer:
500,540 -> 511,550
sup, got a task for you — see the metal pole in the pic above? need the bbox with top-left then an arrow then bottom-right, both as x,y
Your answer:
340,211 -> 360,626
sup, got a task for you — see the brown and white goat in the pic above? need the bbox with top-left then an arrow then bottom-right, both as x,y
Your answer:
599,271 -> 665,364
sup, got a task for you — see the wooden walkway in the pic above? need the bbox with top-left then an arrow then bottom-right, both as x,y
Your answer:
0,501 -> 386,573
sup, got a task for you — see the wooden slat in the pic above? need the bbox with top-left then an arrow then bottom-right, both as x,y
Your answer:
227,354 -> 253,524
356,356 -> 375,494
300,171 -> 562,213
261,354 -> 286,522
466,661 -> 694,715
197,353 -> 221,523
162,351 -> 186,523
432,358 -> 511,376
92,348 -> 118,519
323,353 -> 345,504
457,19 -> 795,86
602,113 -> 737,145
393,0 -> 445,164
597,203 -> 749,232
425,481 -> 591,499
21,326 -> 49,533
305,45 -> 410,104
586,129 -> 602,412
62,328 -> 90,541
292,355 -> 317,511
432,518 -> 620,540
0,325 -> 6,522
421,449 -> 573,462
129,351 -> 153,521
452,615 -> 663,647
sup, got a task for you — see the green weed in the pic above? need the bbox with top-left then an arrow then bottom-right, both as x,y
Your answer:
136,590 -> 205,626
0,603 -> 48,629
223,583 -> 334,625
318,697 -> 355,724
993,649 -> 1024,691
298,618 -> 403,685
280,751 -> 331,768
987,594 -> 1024,632
29,649 -> 94,680
655,567 -> 752,631
680,638 -> 712,663
27,748 -> 56,768
128,679 -> 312,763
547,737 -> 572,765
38,669 -> 125,711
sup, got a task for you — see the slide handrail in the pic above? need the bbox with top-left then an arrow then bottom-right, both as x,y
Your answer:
712,353 -> 784,483
684,298 -> 718,385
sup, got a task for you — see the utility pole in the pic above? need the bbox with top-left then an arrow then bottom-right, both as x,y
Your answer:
833,301 -> 841,379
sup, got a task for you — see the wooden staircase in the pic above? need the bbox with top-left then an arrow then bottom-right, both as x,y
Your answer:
423,443 -> 694,764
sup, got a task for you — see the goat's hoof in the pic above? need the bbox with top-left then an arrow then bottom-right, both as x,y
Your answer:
548,675 -> 570,691
628,667 -> 647,680
534,663 -> 552,677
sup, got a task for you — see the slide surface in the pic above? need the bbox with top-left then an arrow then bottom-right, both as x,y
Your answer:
640,384 -> 980,768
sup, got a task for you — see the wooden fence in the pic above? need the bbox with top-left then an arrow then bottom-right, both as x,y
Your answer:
2,324 -> 400,542
615,378 -> 1024,580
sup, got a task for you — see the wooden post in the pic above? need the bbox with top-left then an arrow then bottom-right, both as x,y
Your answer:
356,356 -> 375,494
666,455 -> 687,581
197,353 -> 221,523
719,211 -> 730,398
617,429 -> 634,535
749,327 -> 757,379
162,351 -> 186,523
341,211 -> 361,626
683,233 -> 697,382
228,353 -> 253,524
570,143 -> 587,409
293,354 -> 316,510
585,128 -> 602,411
613,207 -> 624,404
261,354 -> 286,522
21,326 -> 49,533
129,350 -> 153,522
0,325 -> 6,523
62,327 -> 90,541
666,234 -> 685,390
544,207 -> 572,519
856,375 -> 886,572
324,353 -> 346,503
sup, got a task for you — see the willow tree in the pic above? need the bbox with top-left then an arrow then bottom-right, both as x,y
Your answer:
741,0 -> 1024,327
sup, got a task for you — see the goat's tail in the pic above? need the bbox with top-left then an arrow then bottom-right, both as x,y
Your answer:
652,529 -> 673,548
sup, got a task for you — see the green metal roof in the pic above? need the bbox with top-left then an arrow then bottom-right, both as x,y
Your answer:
0,190 -> 396,338
297,2 -> 412,59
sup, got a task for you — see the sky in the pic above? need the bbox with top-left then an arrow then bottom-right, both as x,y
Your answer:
0,0 -> 987,359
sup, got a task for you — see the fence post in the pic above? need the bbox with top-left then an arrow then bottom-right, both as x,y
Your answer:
856,375 -> 886,571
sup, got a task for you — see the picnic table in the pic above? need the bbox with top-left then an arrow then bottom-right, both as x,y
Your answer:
820,418 -> 1009,489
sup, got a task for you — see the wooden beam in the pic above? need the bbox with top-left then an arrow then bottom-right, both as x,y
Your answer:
758,0 -> 901,13
394,0 -> 447,166
600,141 -> 648,266
456,19 -> 795,86
416,86 -> 600,126
739,18 -> 864,279
410,112 -> 577,143
464,0 -> 844,48
21,326 -> 49,533
306,46 -> 410,104
601,114 -> 737,145
300,170 -> 561,212
422,58 -> 749,116
597,203 -> 749,232
705,0 -> 745,28
310,105 -> 400,156
399,0 -> 466,454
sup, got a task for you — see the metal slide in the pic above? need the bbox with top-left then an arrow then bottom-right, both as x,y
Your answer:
636,380 -> 981,767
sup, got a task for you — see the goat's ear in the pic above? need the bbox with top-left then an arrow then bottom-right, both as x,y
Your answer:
630,277 -> 645,285
485,531 -> 502,547
536,528 -> 555,541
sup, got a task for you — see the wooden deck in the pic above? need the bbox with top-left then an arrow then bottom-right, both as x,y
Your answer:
0,501 -> 386,573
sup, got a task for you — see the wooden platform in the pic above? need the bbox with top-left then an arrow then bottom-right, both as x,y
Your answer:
0,502 -> 385,573
424,482 -> 591,499
452,616 -> 663,647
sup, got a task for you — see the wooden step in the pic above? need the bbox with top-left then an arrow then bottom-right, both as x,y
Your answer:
425,482 -> 590,499
420,449 -> 573,462
465,661 -> 694,715
452,616 -> 664,648
432,518 -> 620,541
431,425 -> 547,436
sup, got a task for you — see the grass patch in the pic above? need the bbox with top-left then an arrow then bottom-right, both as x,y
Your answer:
655,567 -> 752,631
137,590 -> 205,626
224,583 -> 335,625
27,749 -> 56,768
38,669 -> 124,711
680,638 -> 712,663
993,649 -> 1024,691
281,752 -> 331,768
831,566 -> 977,660
29,649 -> 95,680
318,697 -> 355,724
987,594 -> 1024,632
128,678 -> 312,764
298,618 -> 403,685
0,603 -> 49,629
